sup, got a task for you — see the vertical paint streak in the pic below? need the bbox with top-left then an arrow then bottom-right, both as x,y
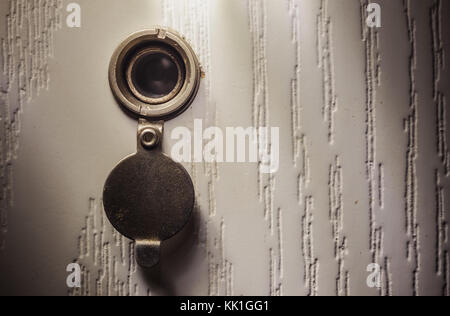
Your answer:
289,0 -> 302,164
431,0 -> 449,295
329,156 -> 349,296
248,0 -> 272,205
317,0 -> 337,144
403,0 -> 420,296
302,196 -> 319,296
435,171 -> 447,276
445,251 -> 449,296
378,163 -> 385,209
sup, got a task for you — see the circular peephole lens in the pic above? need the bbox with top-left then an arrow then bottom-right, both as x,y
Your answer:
110,29 -> 201,120
132,52 -> 179,99
126,47 -> 185,105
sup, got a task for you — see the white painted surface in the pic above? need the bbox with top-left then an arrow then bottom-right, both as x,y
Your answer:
0,0 -> 449,296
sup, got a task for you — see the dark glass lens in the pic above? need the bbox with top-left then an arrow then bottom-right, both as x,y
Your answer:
130,52 -> 180,99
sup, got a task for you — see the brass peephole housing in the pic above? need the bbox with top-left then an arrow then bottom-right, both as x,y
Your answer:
109,28 -> 201,120
104,28 -> 200,268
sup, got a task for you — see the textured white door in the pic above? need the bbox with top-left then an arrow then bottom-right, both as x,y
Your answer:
0,0 -> 449,296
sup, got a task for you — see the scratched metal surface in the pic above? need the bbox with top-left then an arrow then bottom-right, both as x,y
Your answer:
0,0 -> 449,296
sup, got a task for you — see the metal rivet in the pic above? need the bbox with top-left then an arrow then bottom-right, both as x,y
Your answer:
140,128 -> 159,149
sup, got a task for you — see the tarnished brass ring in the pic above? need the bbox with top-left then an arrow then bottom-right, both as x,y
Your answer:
109,28 -> 201,120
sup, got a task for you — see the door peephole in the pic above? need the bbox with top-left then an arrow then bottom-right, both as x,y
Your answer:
105,28 -> 200,268
109,28 -> 201,120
